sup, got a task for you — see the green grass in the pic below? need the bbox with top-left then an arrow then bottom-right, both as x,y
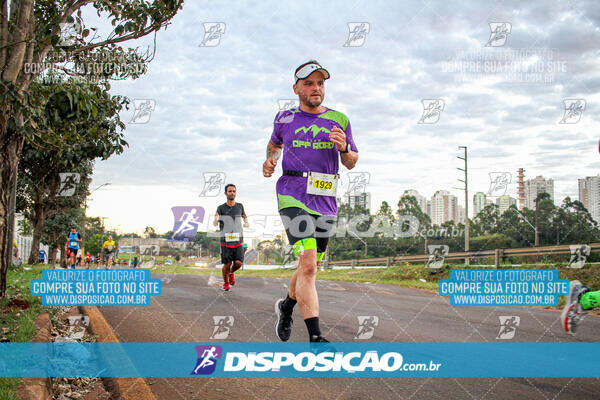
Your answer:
151,262 -> 600,310
0,264 -> 61,399
151,263 -> 458,292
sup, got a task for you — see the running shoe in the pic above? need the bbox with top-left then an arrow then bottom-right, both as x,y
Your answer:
222,282 -> 230,291
309,335 -> 336,353
229,273 -> 235,286
275,298 -> 293,341
561,280 -> 590,335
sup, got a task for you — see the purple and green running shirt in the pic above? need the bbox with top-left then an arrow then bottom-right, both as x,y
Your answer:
270,107 -> 359,216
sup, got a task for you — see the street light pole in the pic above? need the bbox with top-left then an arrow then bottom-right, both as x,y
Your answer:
534,196 -> 539,247
457,146 -> 469,265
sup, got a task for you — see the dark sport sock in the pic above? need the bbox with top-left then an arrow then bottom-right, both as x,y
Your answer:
304,317 -> 321,338
281,294 -> 296,315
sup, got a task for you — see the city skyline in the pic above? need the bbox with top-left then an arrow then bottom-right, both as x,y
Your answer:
394,171 -> 598,226
88,169 -> 599,235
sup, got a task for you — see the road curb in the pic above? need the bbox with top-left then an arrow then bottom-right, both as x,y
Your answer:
16,313 -> 53,400
80,306 -> 157,400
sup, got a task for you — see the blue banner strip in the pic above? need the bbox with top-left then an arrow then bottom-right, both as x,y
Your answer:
0,342 -> 598,378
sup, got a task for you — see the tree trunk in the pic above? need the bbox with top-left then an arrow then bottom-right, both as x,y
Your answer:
28,202 -> 45,264
49,246 -> 57,265
60,248 -> 67,268
0,130 -> 24,298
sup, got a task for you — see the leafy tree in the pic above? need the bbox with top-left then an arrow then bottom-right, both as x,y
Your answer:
257,235 -> 288,264
0,0 -> 184,297
143,226 -> 158,238
497,205 -> 529,246
16,77 -> 126,263
83,233 -> 104,256
397,195 -> 430,253
17,157 -> 92,263
375,201 -> 395,224
335,203 -> 371,256
471,203 -> 500,236
552,197 -> 599,245
84,216 -> 106,238
121,232 -> 141,238
192,231 -> 219,257
41,205 -> 84,265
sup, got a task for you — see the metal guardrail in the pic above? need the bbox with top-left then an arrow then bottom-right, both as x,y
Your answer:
326,243 -> 600,267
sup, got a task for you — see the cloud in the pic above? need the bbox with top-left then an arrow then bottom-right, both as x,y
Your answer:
84,0 -> 600,233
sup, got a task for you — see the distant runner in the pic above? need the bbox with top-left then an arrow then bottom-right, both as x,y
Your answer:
13,239 -> 18,259
38,248 -> 47,264
264,60 -> 359,343
214,184 -> 249,291
65,227 -> 82,269
102,235 -> 116,269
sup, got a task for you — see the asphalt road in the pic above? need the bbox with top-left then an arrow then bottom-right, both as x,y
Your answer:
97,272 -> 600,400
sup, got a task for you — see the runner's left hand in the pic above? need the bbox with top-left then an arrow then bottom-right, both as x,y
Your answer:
329,126 -> 347,152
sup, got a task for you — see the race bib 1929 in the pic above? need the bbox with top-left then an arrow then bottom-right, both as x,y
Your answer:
306,172 -> 338,197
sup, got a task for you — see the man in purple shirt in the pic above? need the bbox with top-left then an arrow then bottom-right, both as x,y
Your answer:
263,60 -> 359,343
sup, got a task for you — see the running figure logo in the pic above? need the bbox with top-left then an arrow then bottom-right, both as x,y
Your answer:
567,244 -> 591,269
275,100 -> 298,124
497,316 -> 520,339
344,22 -> 370,47
426,245 -> 449,269
485,22 -> 512,47
559,99 -> 586,124
278,99 -> 299,111
191,345 -> 222,375
67,315 -> 90,340
139,245 -> 160,256
354,316 -> 379,339
129,99 -> 156,124
57,173 -> 80,197
487,172 -> 512,197
418,99 -> 445,124
345,172 -> 370,195
199,172 -> 226,197
210,316 -> 234,339
170,207 -> 205,241
199,23 -> 226,47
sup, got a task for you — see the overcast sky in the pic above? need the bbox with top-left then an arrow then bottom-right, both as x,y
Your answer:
83,0 -> 600,236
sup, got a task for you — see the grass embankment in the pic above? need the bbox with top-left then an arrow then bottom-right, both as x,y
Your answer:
0,265 -> 63,400
153,263 -> 438,290
152,262 -> 600,310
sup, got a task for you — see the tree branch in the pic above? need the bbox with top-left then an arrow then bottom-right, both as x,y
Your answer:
70,2 -> 181,57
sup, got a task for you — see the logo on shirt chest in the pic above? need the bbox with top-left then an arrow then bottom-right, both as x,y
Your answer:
295,124 -> 331,138
292,124 -> 334,150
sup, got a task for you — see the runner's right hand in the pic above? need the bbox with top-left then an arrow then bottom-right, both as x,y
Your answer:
263,158 -> 277,177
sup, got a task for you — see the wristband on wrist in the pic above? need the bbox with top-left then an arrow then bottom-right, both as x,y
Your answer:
339,143 -> 349,153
